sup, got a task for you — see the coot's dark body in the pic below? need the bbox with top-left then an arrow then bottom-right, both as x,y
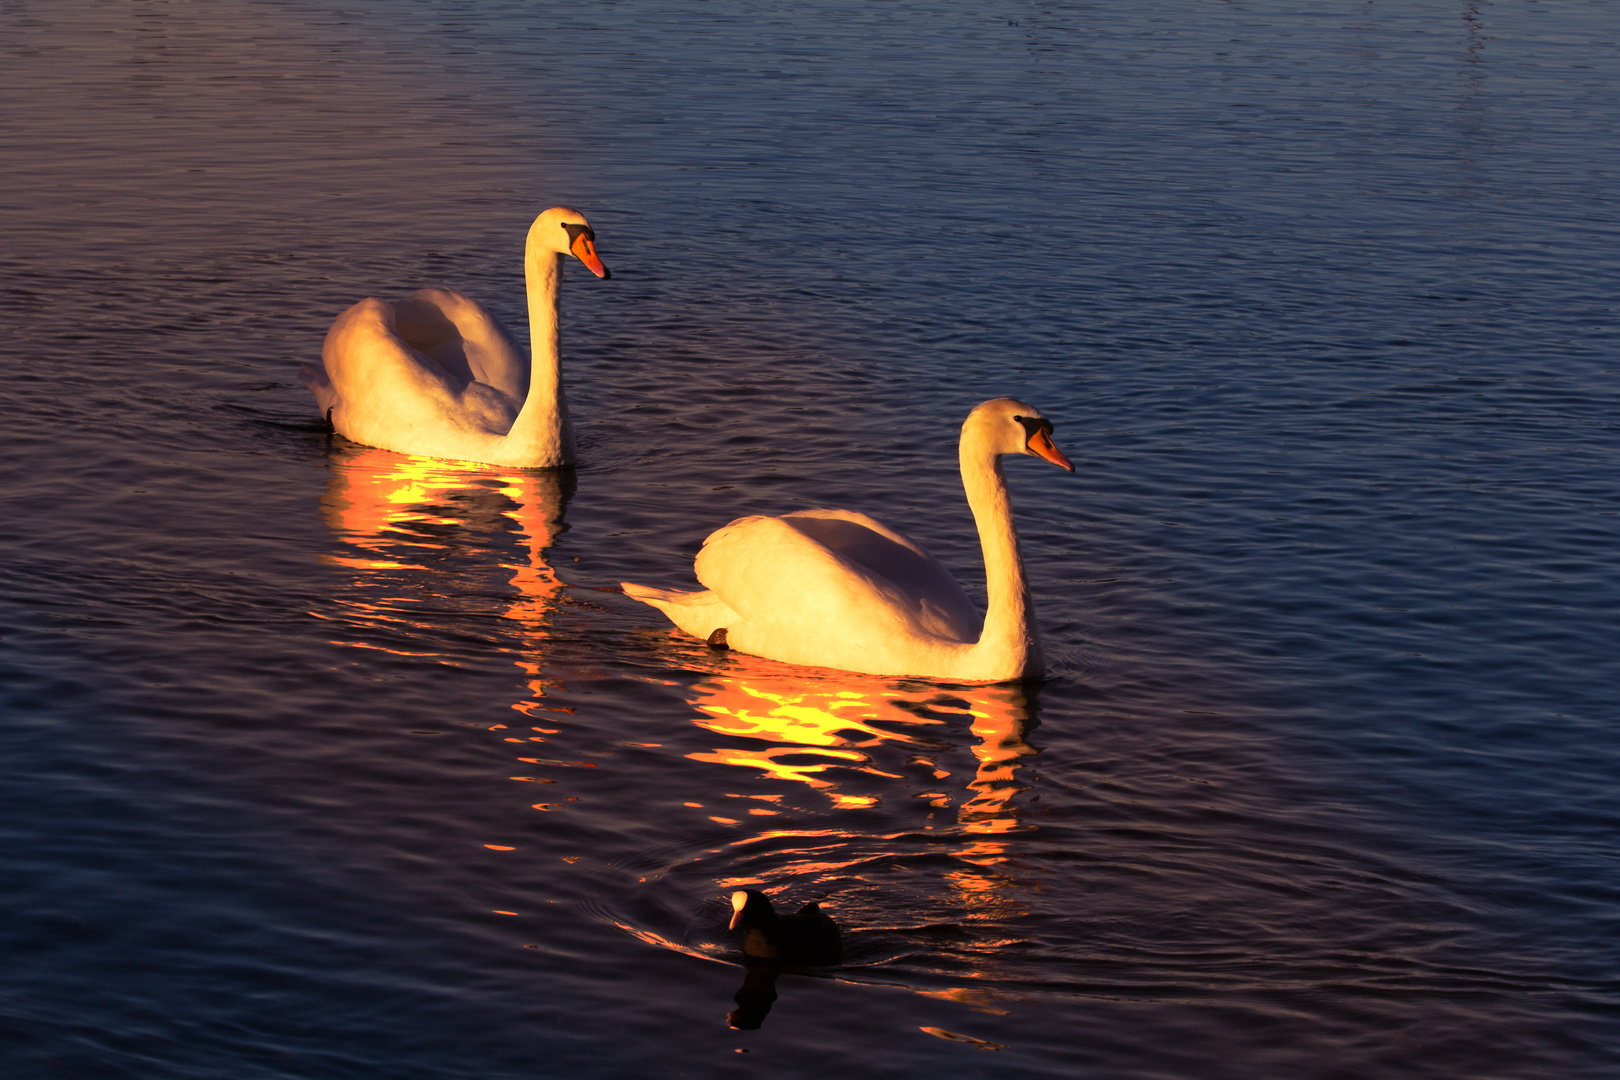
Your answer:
728,890 -> 842,965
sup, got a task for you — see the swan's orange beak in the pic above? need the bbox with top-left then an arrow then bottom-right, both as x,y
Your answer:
1028,428 -> 1075,472
570,232 -> 611,279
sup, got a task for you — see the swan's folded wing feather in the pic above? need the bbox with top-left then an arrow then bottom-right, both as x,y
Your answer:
695,514 -> 977,646
323,298 -> 466,406
321,298 -> 517,446
777,509 -> 979,639
403,289 -> 527,401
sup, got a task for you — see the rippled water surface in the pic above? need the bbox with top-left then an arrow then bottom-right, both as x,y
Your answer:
4,1 -> 1619,1076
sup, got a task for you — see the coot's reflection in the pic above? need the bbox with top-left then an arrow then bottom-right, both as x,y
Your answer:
727,961 -> 780,1029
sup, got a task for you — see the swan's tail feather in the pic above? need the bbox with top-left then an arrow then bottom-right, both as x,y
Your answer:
621,582 -> 688,605
621,582 -> 740,643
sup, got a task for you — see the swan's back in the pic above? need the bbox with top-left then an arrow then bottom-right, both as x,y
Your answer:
388,289 -> 527,400
696,509 -> 979,648
314,291 -> 526,455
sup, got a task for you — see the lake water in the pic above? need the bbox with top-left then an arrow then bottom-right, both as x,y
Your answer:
3,1 -> 1618,1076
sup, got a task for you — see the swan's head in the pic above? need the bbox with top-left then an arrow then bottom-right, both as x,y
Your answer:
964,397 -> 1075,471
529,206 -> 611,279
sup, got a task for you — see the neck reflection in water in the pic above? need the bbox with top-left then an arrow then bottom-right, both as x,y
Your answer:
316,442 -> 574,668
677,661 -> 1043,1028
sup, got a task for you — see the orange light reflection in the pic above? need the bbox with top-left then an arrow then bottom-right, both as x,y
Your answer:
680,661 -> 1042,930
318,443 -> 571,656
317,440 -> 576,750
684,665 -> 1036,825
679,664 -> 1043,943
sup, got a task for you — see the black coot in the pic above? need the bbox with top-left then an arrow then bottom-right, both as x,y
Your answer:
727,889 -> 841,965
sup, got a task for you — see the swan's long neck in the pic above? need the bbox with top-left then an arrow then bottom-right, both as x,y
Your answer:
505,247 -> 575,466
961,435 -> 1043,680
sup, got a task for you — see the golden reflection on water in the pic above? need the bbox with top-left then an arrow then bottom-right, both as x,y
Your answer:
687,667 -> 1036,825
682,665 -> 1043,994
685,664 -> 1039,906
316,443 -> 572,661
317,446 -> 1042,980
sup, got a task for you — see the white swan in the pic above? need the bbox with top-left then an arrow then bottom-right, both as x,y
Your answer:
622,398 -> 1074,682
299,207 -> 609,467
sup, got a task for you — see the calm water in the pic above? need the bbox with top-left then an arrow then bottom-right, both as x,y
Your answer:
4,1 -> 1618,1076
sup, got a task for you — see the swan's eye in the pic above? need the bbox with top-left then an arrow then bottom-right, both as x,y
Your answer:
1014,415 -> 1052,442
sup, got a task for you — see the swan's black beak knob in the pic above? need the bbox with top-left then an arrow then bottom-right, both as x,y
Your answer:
1017,417 -> 1073,472
565,224 -> 611,279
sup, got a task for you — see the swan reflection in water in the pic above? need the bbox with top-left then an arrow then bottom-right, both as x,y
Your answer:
679,662 -> 1041,1027
316,443 -> 573,673
686,666 -> 1039,839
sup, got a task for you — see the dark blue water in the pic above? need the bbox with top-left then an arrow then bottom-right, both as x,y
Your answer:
3,1 -> 1618,1076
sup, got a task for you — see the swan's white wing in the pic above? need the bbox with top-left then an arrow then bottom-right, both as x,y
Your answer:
395,289 -> 527,402
778,509 -> 979,638
321,297 -> 519,450
695,512 -> 979,650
